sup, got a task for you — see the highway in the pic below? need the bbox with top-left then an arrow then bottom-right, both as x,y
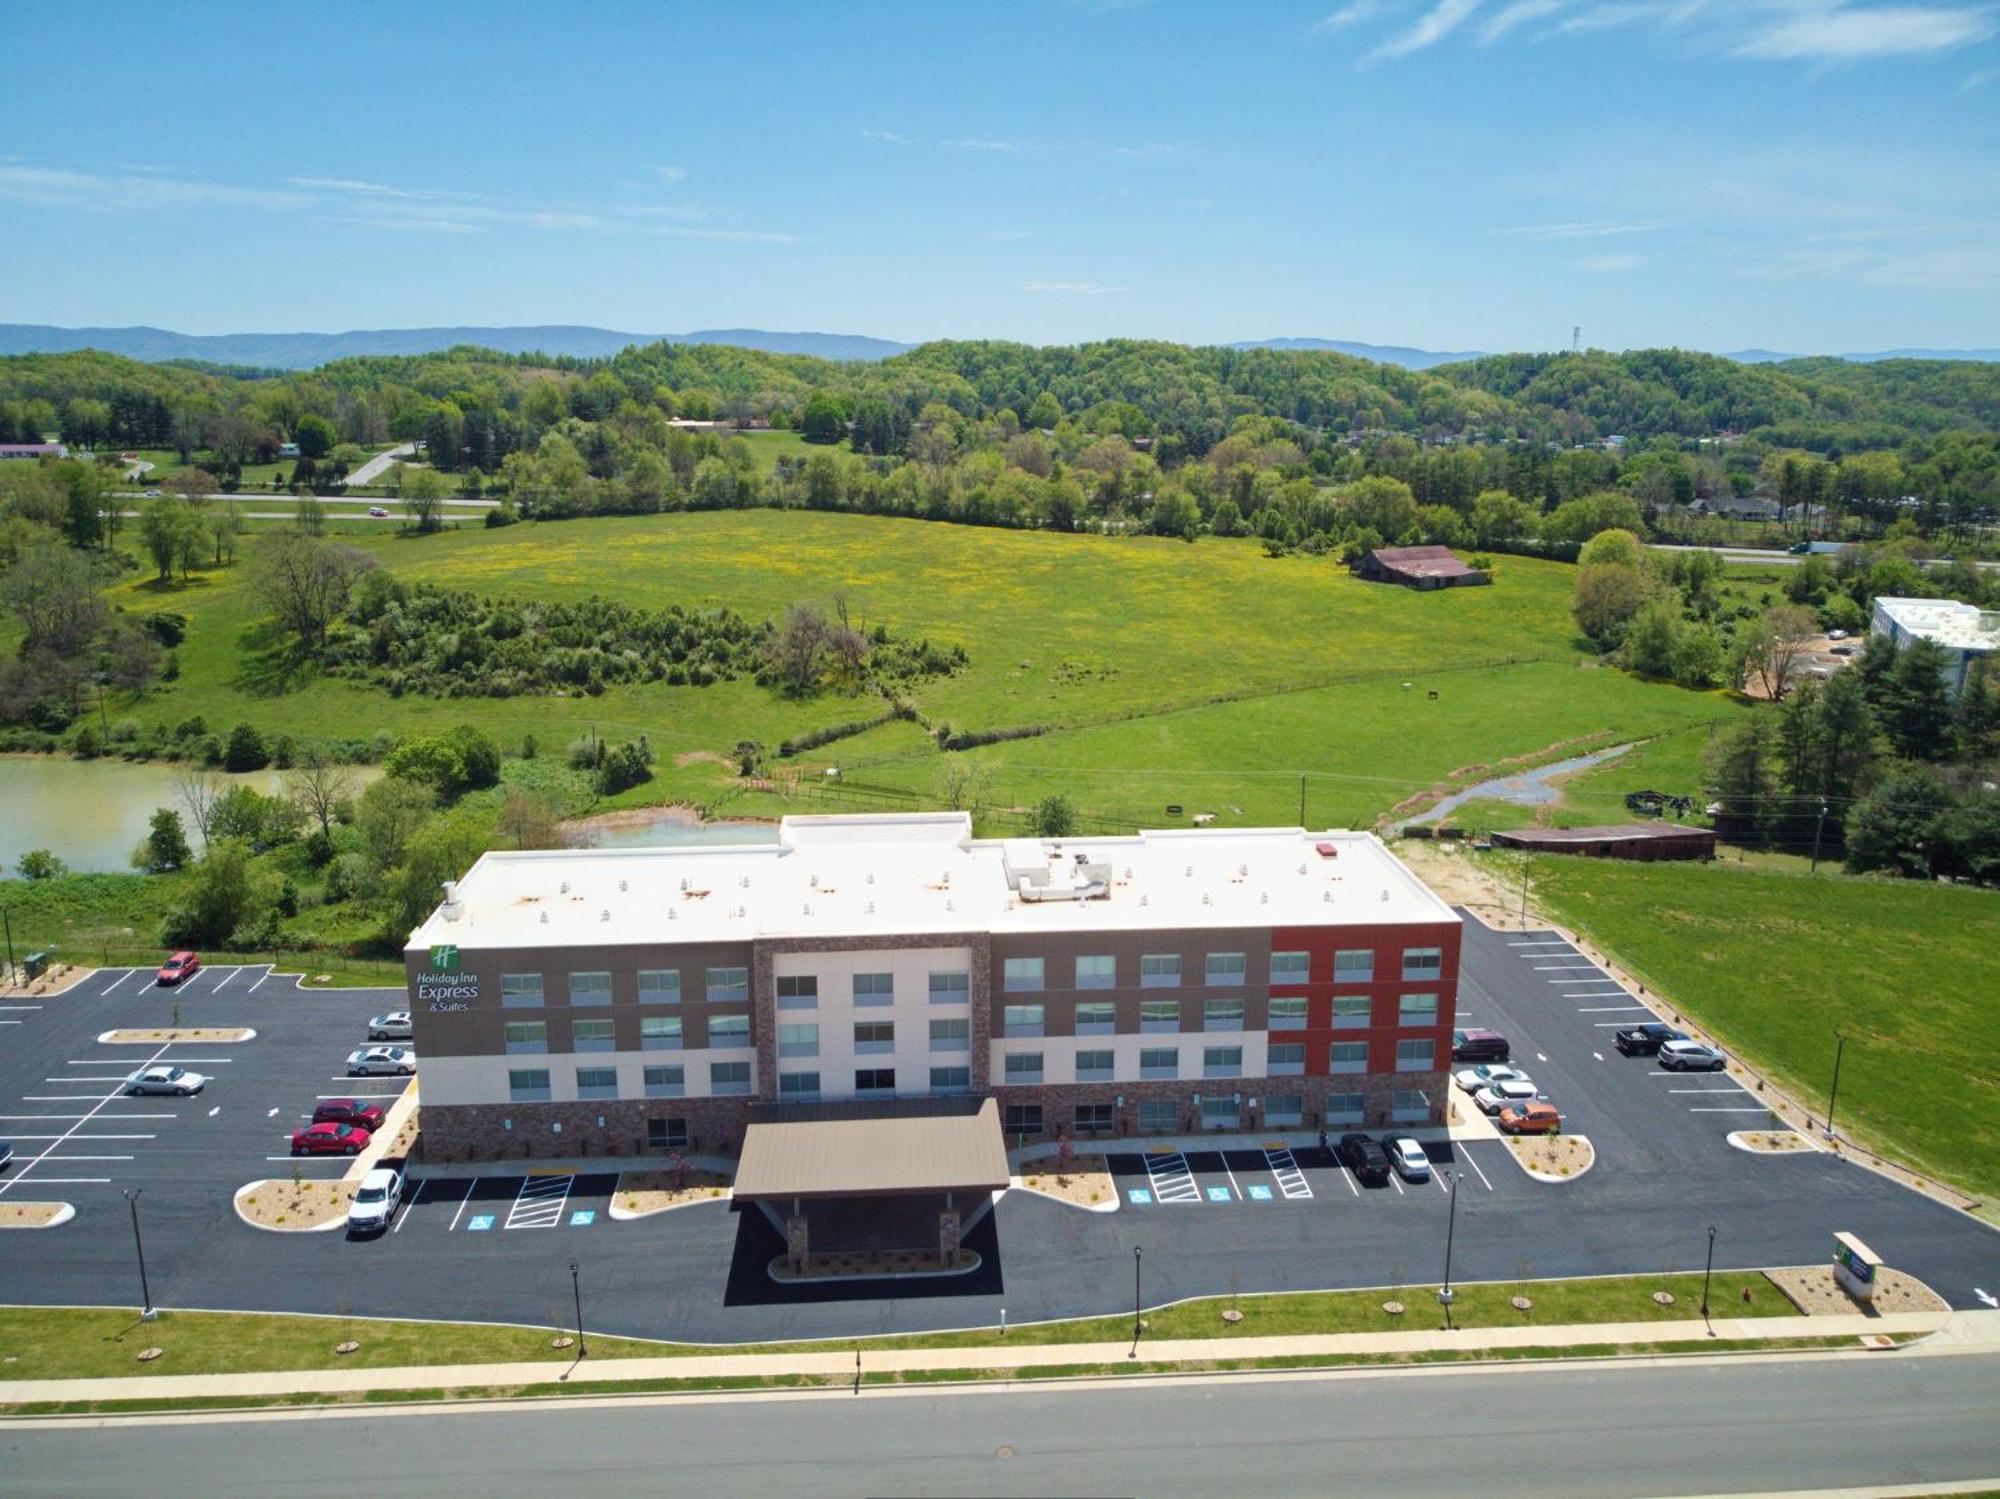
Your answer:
6,1348 -> 1998,1497
1649,543 -> 2000,571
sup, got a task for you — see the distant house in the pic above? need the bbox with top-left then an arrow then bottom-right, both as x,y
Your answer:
1695,494 -> 1781,522
0,442 -> 67,460
277,441 -> 301,459
1871,596 -> 2000,697
1491,824 -> 1715,861
1352,546 -> 1491,591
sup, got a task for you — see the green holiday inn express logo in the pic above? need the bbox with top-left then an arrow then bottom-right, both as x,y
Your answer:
417,945 -> 477,1011
429,943 -> 459,970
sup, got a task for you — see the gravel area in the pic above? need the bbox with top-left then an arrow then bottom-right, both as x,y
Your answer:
0,1203 -> 69,1229
1767,1264 -> 1950,1317
237,1179 -> 355,1230
1018,1154 -> 1116,1208
615,1169 -> 733,1217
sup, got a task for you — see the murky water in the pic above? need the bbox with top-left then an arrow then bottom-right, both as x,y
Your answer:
1391,743 -> 1633,831
566,808 -> 780,850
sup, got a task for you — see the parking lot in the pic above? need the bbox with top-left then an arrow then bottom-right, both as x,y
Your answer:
1107,1140 -> 1510,1207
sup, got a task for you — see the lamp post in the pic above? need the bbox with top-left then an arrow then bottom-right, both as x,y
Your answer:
123,1188 -> 155,1321
1438,1169 -> 1459,1330
1700,1225 -> 1717,1335
2,903 -> 14,988
1129,1245 -> 1143,1358
1824,1032 -> 1847,1139
1809,799 -> 1830,874
569,1258 -> 587,1358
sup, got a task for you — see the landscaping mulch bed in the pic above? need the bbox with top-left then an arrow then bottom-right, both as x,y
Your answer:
1766,1265 -> 1949,1317
1506,1133 -> 1594,1179
1018,1154 -> 1115,1208
615,1169 -> 732,1216
1733,1130 -> 1813,1153
102,1027 -> 255,1044
0,1203 -> 68,1229
238,1179 -> 355,1230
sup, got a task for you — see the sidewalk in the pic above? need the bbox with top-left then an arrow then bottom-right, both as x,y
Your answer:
4,1309 -> 1984,1408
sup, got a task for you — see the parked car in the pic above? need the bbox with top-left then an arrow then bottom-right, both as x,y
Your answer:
1474,1079 -> 1540,1114
313,1098 -> 387,1130
1451,1028 -> 1510,1064
1658,1039 -> 1728,1072
1827,628 -> 1849,640
1613,1022 -> 1686,1057
290,1121 -> 372,1156
1386,1137 -> 1431,1181
1337,1132 -> 1393,1185
347,1166 -> 403,1234
367,506 -> 390,518
156,951 -> 201,986
0,1140 -> 13,1172
143,488 -> 163,498
1830,645 -> 1855,656
1497,1101 -> 1562,1135
1453,1063 -> 1529,1093
367,1011 -> 413,1042
125,1065 -> 207,1096
346,1046 -> 416,1077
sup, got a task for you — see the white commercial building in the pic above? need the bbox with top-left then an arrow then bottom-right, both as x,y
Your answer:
1870,596 -> 2000,697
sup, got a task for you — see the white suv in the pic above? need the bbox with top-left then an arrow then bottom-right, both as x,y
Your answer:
347,1167 -> 402,1234
1658,1040 -> 1727,1072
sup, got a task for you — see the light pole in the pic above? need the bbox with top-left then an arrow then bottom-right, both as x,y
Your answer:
1809,799 -> 1830,873
569,1258 -> 587,1358
1700,1224 -> 1717,1335
123,1188 -> 155,1321
2,903 -> 14,988
1438,1169 -> 1459,1330
1129,1246 -> 1143,1358
1825,1033 -> 1847,1139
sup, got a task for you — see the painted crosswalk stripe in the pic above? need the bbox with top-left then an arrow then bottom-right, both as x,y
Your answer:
1264,1147 -> 1313,1200
1142,1151 -> 1201,1204
506,1173 -> 574,1228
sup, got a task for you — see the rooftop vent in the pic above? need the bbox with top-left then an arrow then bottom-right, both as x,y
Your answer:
438,880 -> 463,923
1002,839 -> 1111,903
560,880 -> 569,895
539,910 -> 549,923
600,909 -> 611,922
618,879 -> 628,893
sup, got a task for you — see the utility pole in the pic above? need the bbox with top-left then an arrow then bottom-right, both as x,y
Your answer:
1130,1245 -> 1143,1358
123,1188 -> 155,1320
1825,1032 -> 1847,1139
1298,773 -> 1307,829
1809,799 -> 1829,874
1438,1169 -> 1459,1330
2,904 -> 14,988
1518,853 -> 1530,924
569,1258 -> 587,1357
1700,1224 -> 1717,1336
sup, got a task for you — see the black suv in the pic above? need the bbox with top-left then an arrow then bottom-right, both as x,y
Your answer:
1337,1132 -> 1393,1185
1613,1022 -> 1686,1056
1452,1028 -> 1510,1063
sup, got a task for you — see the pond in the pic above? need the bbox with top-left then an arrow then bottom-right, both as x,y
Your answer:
562,805 -> 781,851
1390,743 -> 1634,832
0,756 -> 377,874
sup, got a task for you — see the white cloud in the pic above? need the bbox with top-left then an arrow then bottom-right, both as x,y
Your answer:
1110,141 -> 1178,157
1478,0 -> 1572,42
1736,5 -> 1996,60
653,164 -> 690,185
1959,64 -> 2000,88
1363,0 -> 1484,64
0,165 -> 309,212
1576,252 -> 1646,271
286,176 -> 476,201
651,226 -> 801,244
1311,0 -> 1403,32
1022,280 -> 1129,294
1501,218 -> 1674,238
944,138 -> 1020,153
861,129 -> 918,145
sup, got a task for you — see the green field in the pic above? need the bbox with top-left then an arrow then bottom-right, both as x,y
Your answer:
93,509 -> 1739,829
1523,854 -> 2000,1204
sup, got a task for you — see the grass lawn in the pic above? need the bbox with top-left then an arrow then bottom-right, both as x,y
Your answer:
0,1272 -> 1791,1381
1442,720 -> 1727,835
1522,854 -> 2000,1204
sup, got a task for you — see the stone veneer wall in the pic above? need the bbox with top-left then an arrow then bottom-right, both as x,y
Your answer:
419,1096 -> 754,1161
992,1071 -> 1448,1137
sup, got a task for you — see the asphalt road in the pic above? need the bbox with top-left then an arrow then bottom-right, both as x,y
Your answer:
1648,542 -> 2000,571
5,1349 -> 1997,1497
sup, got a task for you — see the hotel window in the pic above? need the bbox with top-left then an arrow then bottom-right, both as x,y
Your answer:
1075,1049 -> 1114,1081
855,1067 -> 896,1094
507,1068 -> 550,1102
1270,951 -> 1310,984
647,1116 -> 689,1148
501,973 -> 544,1009
1399,993 -> 1439,1026
1270,996 -> 1307,1030
711,1060 -> 752,1095
503,1020 -> 547,1055
637,969 -> 680,1004
568,971 -> 612,1006
709,1013 -> 751,1048
1074,1103 -> 1115,1133
1334,949 -> 1374,984
854,1020 -> 895,1055
1393,1088 -> 1431,1122
1004,1052 -> 1044,1085
1203,998 -> 1244,1032
779,1071 -> 821,1102
776,975 -> 818,1011
1140,999 -> 1180,1034
1402,946 -> 1444,982
1140,953 -> 1181,989
1269,1043 -> 1306,1076
1075,1001 -> 1115,1035
640,1015 -> 682,1050
1333,995 -> 1373,1029
1139,1047 -> 1178,1080
1002,1104 -> 1043,1135
853,972 -> 894,1007
571,1017 -> 615,1053
929,971 -> 970,1004
642,1065 -> 684,1099
777,1023 -> 819,1058
1202,1097 -> 1241,1127
1396,1038 -> 1436,1072
1329,1041 -> 1369,1074
1266,1094 -> 1304,1126
1203,1046 -> 1243,1079
1138,1098 -> 1177,1132
705,966 -> 749,1003
1326,1091 -> 1366,1124
929,1017 -> 969,1052
1205,952 -> 1246,987
929,1066 -> 971,1094
1003,956 -> 1045,993
575,1066 -> 617,1100
1003,1004 -> 1044,1038
1075,954 -> 1116,990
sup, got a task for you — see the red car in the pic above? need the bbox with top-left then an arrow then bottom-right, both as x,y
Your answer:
312,1098 -> 387,1130
157,951 -> 201,986
290,1121 -> 373,1156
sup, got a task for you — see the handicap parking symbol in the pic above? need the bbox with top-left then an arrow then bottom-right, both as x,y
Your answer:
1205,1185 -> 1233,1202
569,1209 -> 596,1228
1247,1184 -> 1274,1201
1127,1187 -> 1154,1205
467,1214 -> 495,1232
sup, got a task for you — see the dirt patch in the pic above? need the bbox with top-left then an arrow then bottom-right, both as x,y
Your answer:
237,1178 -> 355,1230
1740,636 -> 1857,703
1766,1264 -> 1949,1317
1398,841 -> 1540,931
100,1027 -> 255,1044
0,1202 -> 70,1229
377,1106 -> 421,1161
1018,1153 -> 1116,1208
1731,1130 -> 1813,1154
1505,1133 -> 1595,1180
614,1168 -> 732,1217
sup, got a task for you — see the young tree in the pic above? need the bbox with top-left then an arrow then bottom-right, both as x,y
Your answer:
1571,563 -> 1652,649
0,543 -> 108,656
1620,600 -> 1680,678
136,497 -> 187,579
249,531 -> 375,653
1738,605 -> 1819,701
400,465 -> 450,533
1704,716 -> 1780,843
355,775 -> 436,871
285,748 -> 355,841
293,413 -> 337,460
162,839 -> 267,947
1033,795 -> 1077,837
16,849 -> 66,880
135,807 -> 193,873
175,766 -> 224,847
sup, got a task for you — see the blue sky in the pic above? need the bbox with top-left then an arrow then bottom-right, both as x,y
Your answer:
3,0 -> 1997,354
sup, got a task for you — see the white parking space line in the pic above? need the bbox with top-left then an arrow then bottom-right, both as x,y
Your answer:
0,1020 -> 20,1025
0,1040 -> 174,1200
1457,1147 -> 1496,1192
102,968 -> 141,993
1546,978 -> 1617,985
43,1077 -> 129,1084
1578,1006 -> 1650,1013
1534,963 -> 1600,971
448,1178 -> 479,1231
43,1154 -> 134,1161
1690,1107 -> 1768,1113
210,966 -> 245,990
0,1005 -> 42,1012
12,1177 -> 111,1185
314,1092 -> 403,1100
1669,1087 -> 1748,1094
1388,1169 -> 1405,1195
5,1132 -> 155,1141
1143,1152 -> 1201,1203
1265,1148 -> 1312,1199
1337,1162 -> 1359,1196
1220,1155 -> 1242,1200
1508,940 -> 1572,948
392,1177 -> 428,1233
249,969 -> 273,993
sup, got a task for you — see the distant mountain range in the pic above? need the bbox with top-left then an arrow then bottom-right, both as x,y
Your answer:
1,323 -> 1995,372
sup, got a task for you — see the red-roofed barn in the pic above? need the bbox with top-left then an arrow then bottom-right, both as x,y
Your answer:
1352,546 -> 1490,590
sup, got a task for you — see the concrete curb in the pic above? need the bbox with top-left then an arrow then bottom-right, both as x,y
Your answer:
1504,1134 -> 1597,1183
231,1181 -> 349,1235
1727,1129 -> 1823,1158
0,1203 -> 75,1231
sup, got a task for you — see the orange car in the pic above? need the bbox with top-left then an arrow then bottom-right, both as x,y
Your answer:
1497,1101 -> 1561,1135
